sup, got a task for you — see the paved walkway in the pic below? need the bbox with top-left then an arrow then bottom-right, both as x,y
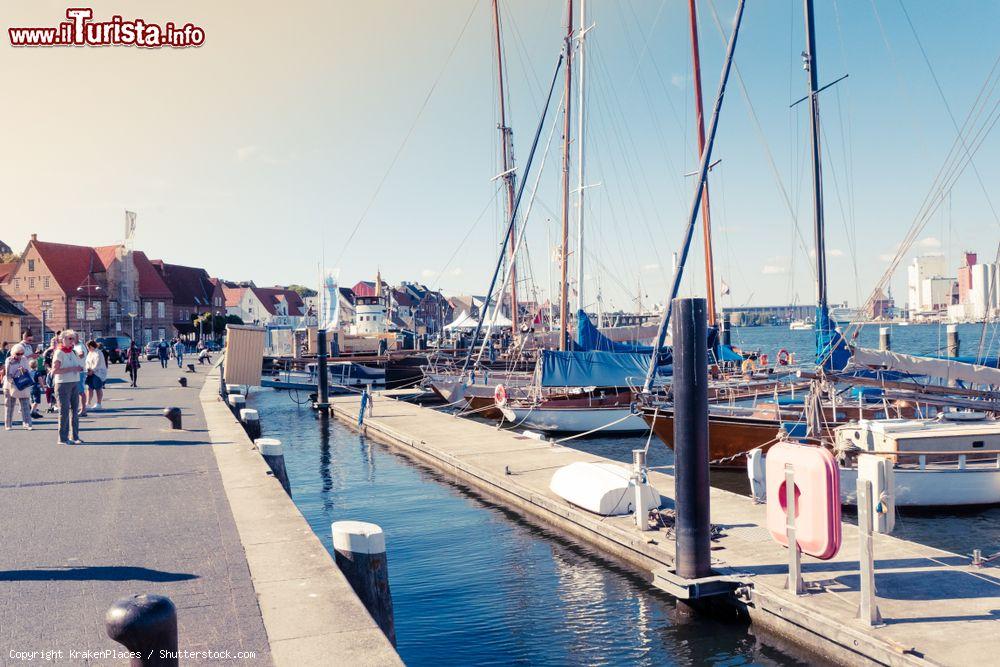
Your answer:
0,359 -> 271,664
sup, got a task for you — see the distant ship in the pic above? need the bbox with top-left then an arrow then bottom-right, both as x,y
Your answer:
789,319 -> 814,331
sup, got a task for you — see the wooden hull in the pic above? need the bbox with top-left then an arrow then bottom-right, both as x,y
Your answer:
640,407 -> 831,469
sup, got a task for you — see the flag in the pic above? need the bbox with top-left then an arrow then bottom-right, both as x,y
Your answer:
720,279 -> 731,297
124,210 -> 137,240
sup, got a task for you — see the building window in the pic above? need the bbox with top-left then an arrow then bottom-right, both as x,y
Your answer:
14,279 -> 19,289
93,301 -> 102,318
27,259 -> 34,272
43,276 -> 49,289
76,300 -> 85,320
158,327 -> 165,340
28,277 -> 35,289
41,300 -> 52,317
144,328 -> 152,343
157,301 -> 165,318
109,301 -> 118,317
144,301 -> 152,318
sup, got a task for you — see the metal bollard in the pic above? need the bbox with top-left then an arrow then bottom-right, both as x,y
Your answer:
878,326 -> 891,352
632,449 -> 648,531
162,407 -> 182,430
177,377 -> 188,388
186,363 -> 196,373
256,438 -> 290,496
105,594 -> 178,666
332,521 -> 395,646
947,324 -> 960,357
240,408 -> 262,441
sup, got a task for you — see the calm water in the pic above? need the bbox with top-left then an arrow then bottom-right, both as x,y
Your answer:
248,390 -> 813,666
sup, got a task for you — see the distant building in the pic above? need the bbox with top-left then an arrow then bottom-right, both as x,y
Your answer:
0,293 -> 24,346
907,254 -> 955,320
151,260 -> 226,339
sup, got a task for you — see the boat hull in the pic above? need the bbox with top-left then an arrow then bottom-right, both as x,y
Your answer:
839,465 -> 1000,506
499,405 -> 647,434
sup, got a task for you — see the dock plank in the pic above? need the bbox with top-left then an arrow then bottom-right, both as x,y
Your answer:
331,391 -> 1000,666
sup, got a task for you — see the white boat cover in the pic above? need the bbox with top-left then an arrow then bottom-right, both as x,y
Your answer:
852,347 -> 1000,387
549,462 -> 660,516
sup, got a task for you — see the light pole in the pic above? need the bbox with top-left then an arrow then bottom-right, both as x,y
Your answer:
128,312 -> 137,342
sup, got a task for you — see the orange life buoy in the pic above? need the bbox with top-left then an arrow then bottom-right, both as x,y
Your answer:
741,358 -> 757,374
494,384 -> 508,407
777,348 -> 791,366
759,353 -> 769,367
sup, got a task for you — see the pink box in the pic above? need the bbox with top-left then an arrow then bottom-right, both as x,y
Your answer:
766,442 -> 841,560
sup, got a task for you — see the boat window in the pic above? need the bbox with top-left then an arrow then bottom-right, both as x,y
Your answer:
973,440 -> 985,449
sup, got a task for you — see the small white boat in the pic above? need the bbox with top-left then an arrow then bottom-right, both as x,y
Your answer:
789,319 -> 814,331
549,462 -> 660,515
499,404 -> 647,434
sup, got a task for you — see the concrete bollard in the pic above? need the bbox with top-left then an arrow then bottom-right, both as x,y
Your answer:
227,394 -> 246,416
105,594 -> 178,666
162,407 -> 182,430
256,438 -> 290,495
240,408 -> 262,441
879,326 -> 891,352
947,324 -> 960,357
177,377 -> 188,388
332,521 -> 395,646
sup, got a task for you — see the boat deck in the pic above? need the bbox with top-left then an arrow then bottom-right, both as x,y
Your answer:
329,390 -> 1000,666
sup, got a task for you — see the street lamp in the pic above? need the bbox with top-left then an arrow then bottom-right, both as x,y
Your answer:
127,311 -> 137,342
76,283 -> 102,340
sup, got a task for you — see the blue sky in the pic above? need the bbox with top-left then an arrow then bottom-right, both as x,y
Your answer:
2,0 -> 998,312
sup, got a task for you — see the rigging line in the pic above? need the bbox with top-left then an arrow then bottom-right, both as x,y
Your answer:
818,121 -> 860,299
332,0 -> 483,268
704,0 -> 816,282
619,0 -> 685,137
896,0 -> 1000,227
428,183 -> 506,294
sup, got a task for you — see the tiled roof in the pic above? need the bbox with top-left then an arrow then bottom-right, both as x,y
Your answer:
0,262 -> 16,283
133,251 -> 174,299
0,293 -> 24,316
252,287 -> 305,316
31,240 -> 103,295
152,261 -> 217,307
222,285 -> 245,308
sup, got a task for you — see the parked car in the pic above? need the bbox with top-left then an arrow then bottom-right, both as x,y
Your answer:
144,341 -> 161,361
97,336 -> 132,364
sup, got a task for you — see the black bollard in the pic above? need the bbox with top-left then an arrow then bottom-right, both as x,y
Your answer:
105,594 -> 178,666
177,377 -> 187,388
186,363 -> 196,373
672,297 -> 712,580
256,438 -> 291,495
316,329 -> 330,409
332,521 -> 395,646
162,407 -> 182,430
720,319 -> 731,347
240,408 -> 262,441
227,394 -> 246,417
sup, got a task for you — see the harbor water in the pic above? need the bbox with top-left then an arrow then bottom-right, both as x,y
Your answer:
248,389 -> 811,666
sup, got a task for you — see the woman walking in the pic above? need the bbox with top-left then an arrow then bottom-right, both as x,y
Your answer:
125,339 -> 141,388
85,340 -> 108,410
52,330 -> 85,445
3,343 -> 33,431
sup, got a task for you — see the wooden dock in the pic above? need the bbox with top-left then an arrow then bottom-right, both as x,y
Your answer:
329,391 -> 1000,666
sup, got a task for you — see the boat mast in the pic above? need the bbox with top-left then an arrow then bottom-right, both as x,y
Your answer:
559,0 -> 574,351
642,0 -> 746,393
491,0 -> 519,335
687,0 -> 717,327
803,0 -> 829,332
575,0 -> 587,318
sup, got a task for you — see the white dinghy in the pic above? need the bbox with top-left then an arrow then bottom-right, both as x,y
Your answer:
549,462 -> 661,516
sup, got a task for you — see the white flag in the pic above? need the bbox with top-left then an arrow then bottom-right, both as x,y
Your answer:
720,280 -> 731,296
125,210 -> 137,240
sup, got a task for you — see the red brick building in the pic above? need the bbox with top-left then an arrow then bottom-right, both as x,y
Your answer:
151,261 -> 226,340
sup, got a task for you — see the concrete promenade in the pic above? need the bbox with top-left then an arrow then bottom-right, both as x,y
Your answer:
0,359 -> 270,662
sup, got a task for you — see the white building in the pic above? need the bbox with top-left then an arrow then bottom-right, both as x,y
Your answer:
350,294 -> 387,335
907,254 -> 953,319
970,263 -> 998,320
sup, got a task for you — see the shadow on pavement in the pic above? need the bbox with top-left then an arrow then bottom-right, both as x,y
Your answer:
0,566 -> 198,582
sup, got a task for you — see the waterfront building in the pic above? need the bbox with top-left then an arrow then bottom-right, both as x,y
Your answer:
151,260 -> 227,340
907,254 -> 955,320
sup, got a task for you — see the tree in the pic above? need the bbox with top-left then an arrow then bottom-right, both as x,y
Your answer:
285,284 -> 318,298
0,251 -> 19,263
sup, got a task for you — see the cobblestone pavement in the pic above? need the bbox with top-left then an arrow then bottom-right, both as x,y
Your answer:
0,360 -> 271,664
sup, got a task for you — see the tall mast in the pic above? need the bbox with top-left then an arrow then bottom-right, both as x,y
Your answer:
575,0 -> 587,316
559,0 -> 574,351
687,0 -> 717,327
803,0 -> 828,321
491,0 -> 519,334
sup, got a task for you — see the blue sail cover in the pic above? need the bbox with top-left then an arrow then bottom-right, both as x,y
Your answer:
540,350 -> 668,388
815,306 -> 850,371
574,309 -> 655,353
716,343 -> 744,362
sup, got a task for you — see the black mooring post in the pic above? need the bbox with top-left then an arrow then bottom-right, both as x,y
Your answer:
105,594 -> 178,666
672,297 -> 712,580
316,328 -> 330,409
720,319 -> 731,347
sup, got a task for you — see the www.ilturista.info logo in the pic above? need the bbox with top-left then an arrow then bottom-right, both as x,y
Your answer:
9,8 -> 205,48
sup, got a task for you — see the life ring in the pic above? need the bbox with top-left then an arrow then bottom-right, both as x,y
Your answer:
777,348 -> 791,366
741,358 -> 757,374
494,384 -> 508,407
759,353 -> 769,367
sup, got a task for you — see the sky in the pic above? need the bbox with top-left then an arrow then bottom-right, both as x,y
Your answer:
2,0 -> 999,314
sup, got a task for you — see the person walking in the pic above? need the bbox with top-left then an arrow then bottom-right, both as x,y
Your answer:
157,339 -> 169,368
173,338 -> 185,368
124,339 -> 141,387
85,340 -> 108,410
42,335 -> 59,412
3,343 -> 33,431
0,342 -> 9,367
74,339 -> 88,418
52,330 -> 85,445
